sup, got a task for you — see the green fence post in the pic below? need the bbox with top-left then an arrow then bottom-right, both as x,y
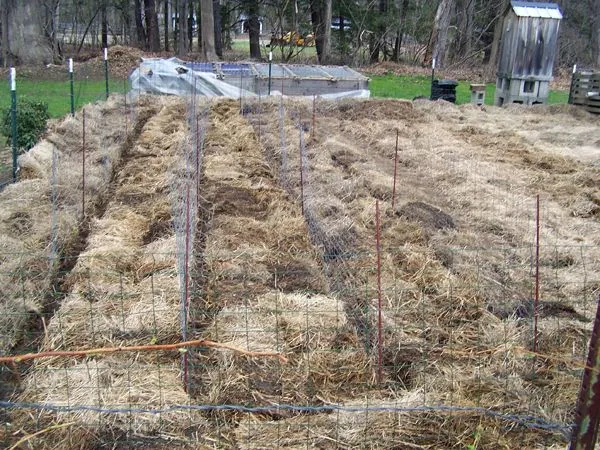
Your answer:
10,67 -> 17,182
568,64 -> 577,105
69,58 -> 75,116
430,57 -> 436,100
104,48 -> 109,99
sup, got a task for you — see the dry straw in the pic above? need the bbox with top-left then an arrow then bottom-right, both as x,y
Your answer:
238,96 -> 598,447
0,97 -> 140,356
16,97 -> 201,447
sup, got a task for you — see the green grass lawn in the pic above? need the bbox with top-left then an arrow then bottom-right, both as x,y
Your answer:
368,73 -> 569,105
1,72 -> 569,121
1,78 -> 127,118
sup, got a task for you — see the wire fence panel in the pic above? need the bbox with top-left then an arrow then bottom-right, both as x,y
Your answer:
0,83 -> 599,449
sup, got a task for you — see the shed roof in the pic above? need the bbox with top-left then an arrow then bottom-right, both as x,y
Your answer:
510,1 -> 563,19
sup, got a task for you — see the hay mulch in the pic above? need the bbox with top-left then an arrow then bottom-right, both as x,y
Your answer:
187,100 -> 373,441
239,96 -> 599,447
15,98 -> 215,448
0,96 -> 143,356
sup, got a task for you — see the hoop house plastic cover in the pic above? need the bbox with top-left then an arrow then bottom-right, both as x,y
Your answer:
129,58 -> 254,99
129,58 -> 369,99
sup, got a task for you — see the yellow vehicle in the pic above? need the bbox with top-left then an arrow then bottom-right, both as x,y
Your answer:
271,31 -> 316,47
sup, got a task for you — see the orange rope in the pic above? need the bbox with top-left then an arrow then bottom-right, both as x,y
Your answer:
0,339 -> 288,364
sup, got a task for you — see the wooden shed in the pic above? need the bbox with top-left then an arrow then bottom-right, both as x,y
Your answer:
495,1 -> 562,106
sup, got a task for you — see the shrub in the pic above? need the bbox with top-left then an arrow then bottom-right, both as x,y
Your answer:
1,99 -> 50,152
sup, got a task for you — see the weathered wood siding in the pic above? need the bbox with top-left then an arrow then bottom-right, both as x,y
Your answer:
497,10 -> 561,80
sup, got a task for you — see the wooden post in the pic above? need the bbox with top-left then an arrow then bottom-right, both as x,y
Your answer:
570,296 -> 600,450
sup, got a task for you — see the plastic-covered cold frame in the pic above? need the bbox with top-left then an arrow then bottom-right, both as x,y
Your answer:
129,58 -> 370,99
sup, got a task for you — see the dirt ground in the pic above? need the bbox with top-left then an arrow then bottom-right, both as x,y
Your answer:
2,94 -> 599,449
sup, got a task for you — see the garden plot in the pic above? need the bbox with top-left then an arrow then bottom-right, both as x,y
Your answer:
2,95 -> 599,449
14,98 -> 214,448
242,97 -> 600,448
0,97 -> 153,386
190,100 -> 373,443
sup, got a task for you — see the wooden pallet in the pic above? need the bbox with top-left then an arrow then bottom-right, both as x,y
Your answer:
570,71 -> 600,105
585,95 -> 600,114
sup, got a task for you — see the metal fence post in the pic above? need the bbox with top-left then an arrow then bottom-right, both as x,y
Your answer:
69,58 -> 75,116
104,48 -> 109,99
568,64 -> 577,105
10,67 -> 17,182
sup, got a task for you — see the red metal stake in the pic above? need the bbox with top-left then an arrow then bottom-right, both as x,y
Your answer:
533,194 -> 540,353
392,129 -> 399,209
196,116 -> 200,201
312,95 -> 316,143
82,109 -> 86,218
299,128 -> 305,216
570,296 -> 600,450
183,184 -> 191,390
376,200 -> 383,385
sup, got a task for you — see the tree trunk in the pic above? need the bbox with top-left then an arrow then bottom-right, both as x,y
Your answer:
0,0 -> 10,66
200,0 -> 216,59
591,0 -> 600,66
101,0 -> 109,48
310,0 -> 333,64
197,0 -> 202,52
424,0 -> 455,68
4,0 -> 54,64
454,0 -> 474,60
213,0 -> 222,57
245,0 -> 260,59
144,0 -> 160,51
164,0 -> 169,51
393,0 -> 410,62
368,0 -> 388,64
178,0 -> 188,55
134,0 -> 147,47
487,0 -> 508,71
188,2 -> 194,50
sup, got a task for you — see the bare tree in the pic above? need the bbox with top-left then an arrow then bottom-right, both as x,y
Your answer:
134,0 -> 147,46
164,0 -> 170,51
393,0 -> 410,62
145,0 -> 161,51
213,0 -> 223,57
101,0 -> 109,48
591,0 -> 600,67
487,0 -> 508,73
1,0 -> 55,64
244,0 -> 261,59
310,0 -> 333,64
200,0 -> 216,59
178,0 -> 188,55
424,0 -> 455,67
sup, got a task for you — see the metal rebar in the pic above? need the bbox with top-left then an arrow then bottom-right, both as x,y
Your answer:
533,194 -> 540,353
376,200 -> 383,385
82,108 -> 86,218
299,127 -> 305,216
392,129 -> 399,209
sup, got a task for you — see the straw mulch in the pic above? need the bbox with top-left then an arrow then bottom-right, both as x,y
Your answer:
15,98 -> 214,448
187,100 -> 373,439
239,97 -> 598,447
0,96 -> 148,357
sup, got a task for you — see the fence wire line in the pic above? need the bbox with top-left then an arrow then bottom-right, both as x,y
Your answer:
0,400 -> 571,434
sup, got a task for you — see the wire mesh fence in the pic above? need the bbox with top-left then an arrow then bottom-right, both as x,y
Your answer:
0,73 -> 599,448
